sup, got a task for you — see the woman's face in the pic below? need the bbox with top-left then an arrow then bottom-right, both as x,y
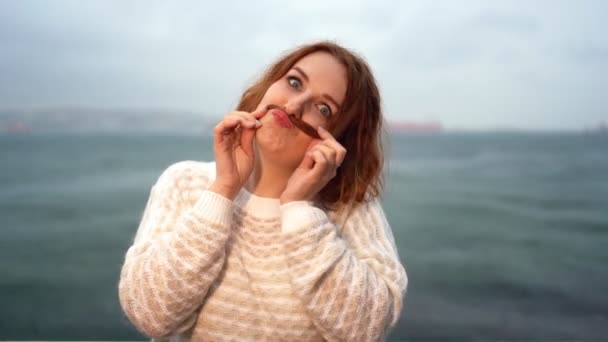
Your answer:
254,51 -> 348,169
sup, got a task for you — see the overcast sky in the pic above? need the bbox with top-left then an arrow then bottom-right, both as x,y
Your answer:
0,0 -> 606,130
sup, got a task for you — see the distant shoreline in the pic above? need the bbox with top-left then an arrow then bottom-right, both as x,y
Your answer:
1,107 -> 605,135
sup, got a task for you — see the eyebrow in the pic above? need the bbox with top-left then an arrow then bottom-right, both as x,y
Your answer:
292,66 -> 342,113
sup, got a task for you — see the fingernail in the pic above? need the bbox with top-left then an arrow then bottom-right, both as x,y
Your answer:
255,120 -> 262,127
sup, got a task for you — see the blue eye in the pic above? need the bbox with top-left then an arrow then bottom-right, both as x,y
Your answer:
287,76 -> 302,89
318,104 -> 332,118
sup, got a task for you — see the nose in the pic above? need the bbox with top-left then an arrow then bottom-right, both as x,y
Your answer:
285,93 -> 310,119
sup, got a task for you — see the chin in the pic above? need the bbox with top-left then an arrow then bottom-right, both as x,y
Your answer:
255,126 -> 288,153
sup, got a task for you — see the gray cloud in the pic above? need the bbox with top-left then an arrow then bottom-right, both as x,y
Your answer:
0,0 -> 606,130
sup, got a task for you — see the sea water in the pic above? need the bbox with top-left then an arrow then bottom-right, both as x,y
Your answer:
1,132 -> 607,340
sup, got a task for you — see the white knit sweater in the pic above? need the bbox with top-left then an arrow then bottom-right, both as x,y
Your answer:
118,160 -> 408,341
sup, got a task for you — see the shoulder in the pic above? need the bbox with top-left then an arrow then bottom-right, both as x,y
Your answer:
330,194 -> 384,224
154,160 -> 217,203
157,160 -> 216,183
324,195 -> 385,236
339,196 -> 403,257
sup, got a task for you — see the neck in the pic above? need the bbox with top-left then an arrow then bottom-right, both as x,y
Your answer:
245,152 -> 294,199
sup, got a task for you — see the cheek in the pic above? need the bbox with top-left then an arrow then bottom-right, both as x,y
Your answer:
292,134 -> 313,153
301,109 -> 330,128
284,135 -> 313,166
260,83 -> 287,103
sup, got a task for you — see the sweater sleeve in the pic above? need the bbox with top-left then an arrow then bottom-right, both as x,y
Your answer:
279,198 -> 408,342
118,161 -> 233,338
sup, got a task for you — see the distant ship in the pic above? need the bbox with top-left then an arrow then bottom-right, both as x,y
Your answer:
583,121 -> 608,135
388,120 -> 444,133
2,120 -> 31,135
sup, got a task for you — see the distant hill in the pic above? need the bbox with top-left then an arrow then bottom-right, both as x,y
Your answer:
2,108 -> 450,135
0,108 -> 215,135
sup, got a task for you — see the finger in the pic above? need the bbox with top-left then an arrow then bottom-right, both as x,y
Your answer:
221,115 -> 245,130
239,108 -> 263,121
229,113 -> 259,128
251,106 -> 269,119
222,115 -> 255,132
317,126 -> 337,142
240,124 -> 256,157
215,117 -> 252,147
298,151 -> 315,170
311,144 -> 337,167
214,116 -> 238,143
230,110 -> 263,126
309,149 -> 329,175
316,133 -> 346,165
316,126 -> 345,163
317,126 -> 343,148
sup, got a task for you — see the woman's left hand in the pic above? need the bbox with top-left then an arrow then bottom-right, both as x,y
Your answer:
280,126 -> 347,204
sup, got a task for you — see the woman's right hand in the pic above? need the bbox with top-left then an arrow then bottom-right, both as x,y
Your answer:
209,107 -> 267,200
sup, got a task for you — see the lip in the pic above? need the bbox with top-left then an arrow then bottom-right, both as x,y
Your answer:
271,109 -> 293,128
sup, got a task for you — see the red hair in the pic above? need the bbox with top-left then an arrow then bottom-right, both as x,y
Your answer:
236,41 -> 385,210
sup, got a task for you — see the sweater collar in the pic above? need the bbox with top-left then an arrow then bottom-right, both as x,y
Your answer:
234,188 -> 281,218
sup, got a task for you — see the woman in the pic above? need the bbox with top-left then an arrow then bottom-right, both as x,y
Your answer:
119,41 -> 408,342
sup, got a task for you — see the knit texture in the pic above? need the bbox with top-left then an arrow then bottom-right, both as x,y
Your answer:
118,160 -> 408,341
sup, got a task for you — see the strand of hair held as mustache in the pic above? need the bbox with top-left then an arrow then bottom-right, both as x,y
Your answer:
266,104 -> 321,139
